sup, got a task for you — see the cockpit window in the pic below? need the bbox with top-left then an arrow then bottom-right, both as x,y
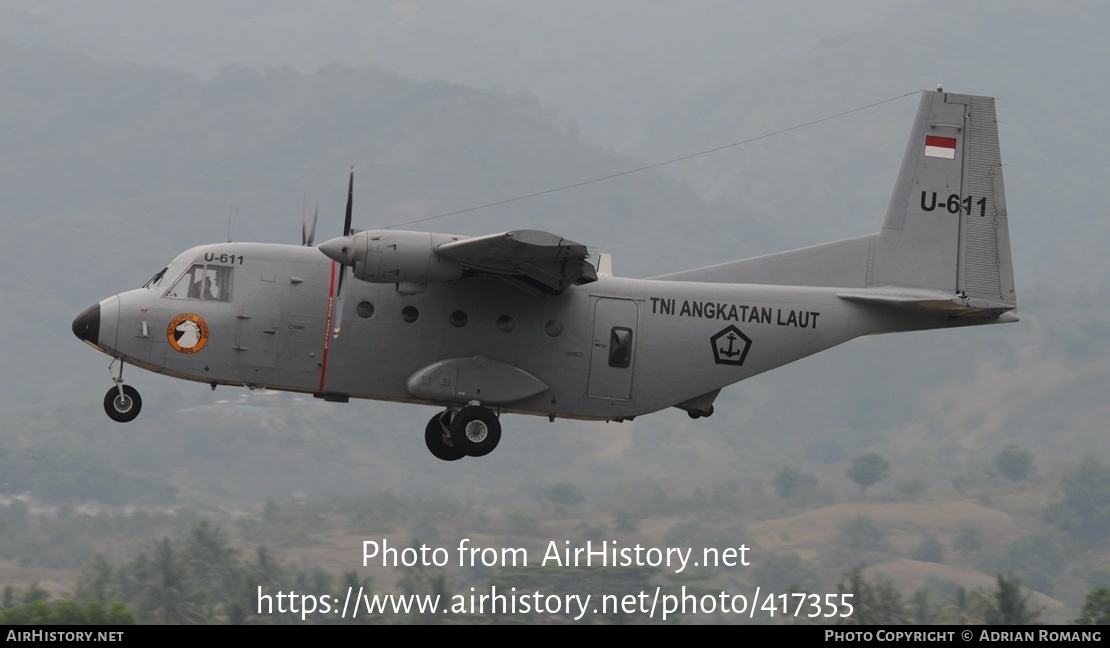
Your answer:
165,264 -> 233,302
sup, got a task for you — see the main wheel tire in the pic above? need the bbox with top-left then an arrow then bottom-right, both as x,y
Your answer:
103,385 -> 142,423
687,405 -> 715,420
425,411 -> 464,461
449,406 -> 501,457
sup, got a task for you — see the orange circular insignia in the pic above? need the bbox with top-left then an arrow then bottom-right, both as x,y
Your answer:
167,313 -> 209,354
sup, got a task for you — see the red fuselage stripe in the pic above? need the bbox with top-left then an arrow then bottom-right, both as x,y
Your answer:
318,261 -> 337,392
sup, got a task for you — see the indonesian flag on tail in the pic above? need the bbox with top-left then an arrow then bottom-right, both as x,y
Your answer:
924,135 -> 957,159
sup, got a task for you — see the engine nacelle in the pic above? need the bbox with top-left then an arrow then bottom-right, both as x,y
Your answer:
347,230 -> 467,285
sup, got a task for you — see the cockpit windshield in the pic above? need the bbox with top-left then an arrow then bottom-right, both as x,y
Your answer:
164,264 -> 234,302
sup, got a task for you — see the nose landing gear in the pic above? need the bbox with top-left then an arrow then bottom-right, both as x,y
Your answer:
103,359 -> 142,423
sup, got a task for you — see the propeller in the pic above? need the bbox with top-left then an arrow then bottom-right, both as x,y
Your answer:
330,167 -> 355,337
302,204 -> 318,246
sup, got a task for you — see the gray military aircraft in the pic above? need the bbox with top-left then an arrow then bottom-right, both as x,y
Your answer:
73,89 -> 1017,461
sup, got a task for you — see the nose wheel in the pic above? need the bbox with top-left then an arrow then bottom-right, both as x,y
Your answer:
104,385 -> 142,422
103,359 -> 142,422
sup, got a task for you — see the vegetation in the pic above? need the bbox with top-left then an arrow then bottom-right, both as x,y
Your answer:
0,470 -> 1097,625
1047,458 -> 1110,545
1075,588 -> 1110,625
977,574 -> 1041,625
846,453 -> 891,498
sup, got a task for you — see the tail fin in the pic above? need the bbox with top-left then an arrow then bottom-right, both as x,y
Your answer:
874,89 -> 1016,304
657,89 -> 1017,311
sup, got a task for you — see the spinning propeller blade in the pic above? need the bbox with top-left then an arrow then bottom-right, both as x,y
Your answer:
302,204 -> 318,246
332,167 -> 355,337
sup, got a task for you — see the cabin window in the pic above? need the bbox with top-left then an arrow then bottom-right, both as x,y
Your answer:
164,264 -> 233,302
608,327 -> 633,368
496,315 -> 515,333
356,301 -> 375,319
402,306 -> 419,323
544,319 -> 563,337
449,310 -> 468,328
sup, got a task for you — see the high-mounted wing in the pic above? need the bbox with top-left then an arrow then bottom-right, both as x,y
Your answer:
435,230 -> 596,295
319,228 -> 596,295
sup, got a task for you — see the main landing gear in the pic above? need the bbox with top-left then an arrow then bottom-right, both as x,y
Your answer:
103,359 -> 142,422
424,404 -> 502,461
687,405 -> 714,420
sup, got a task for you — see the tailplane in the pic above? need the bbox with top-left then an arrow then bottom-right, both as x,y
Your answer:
658,89 -> 1017,314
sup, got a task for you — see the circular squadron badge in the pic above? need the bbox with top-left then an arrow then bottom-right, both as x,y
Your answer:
167,313 -> 209,354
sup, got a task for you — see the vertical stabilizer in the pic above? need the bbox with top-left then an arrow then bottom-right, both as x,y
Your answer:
873,90 -> 1016,304
654,89 -> 1017,312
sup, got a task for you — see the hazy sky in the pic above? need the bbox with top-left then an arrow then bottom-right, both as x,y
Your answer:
0,1 -> 911,145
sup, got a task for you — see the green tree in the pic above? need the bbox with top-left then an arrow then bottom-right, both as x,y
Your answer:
975,574 -> 1040,625
994,445 -> 1034,481
397,538 -> 454,624
773,467 -> 820,502
937,587 -> 980,625
138,537 -> 206,624
836,566 -> 907,625
1047,458 -> 1110,545
952,527 -> 982,556
183,521 -> 241,620
847,453 -> 890,498
340,570 -> 377,625
75,555 -> 115,604
909,589 -> 938,624
1075,588 -> 1110,625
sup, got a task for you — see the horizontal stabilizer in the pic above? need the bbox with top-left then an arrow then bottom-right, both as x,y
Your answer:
837,290 -> 1018,321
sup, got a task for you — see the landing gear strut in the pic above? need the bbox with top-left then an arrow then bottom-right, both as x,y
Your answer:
103,359 -> 142,422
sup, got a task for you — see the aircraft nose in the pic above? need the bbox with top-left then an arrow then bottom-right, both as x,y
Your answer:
72,303 -> 101,346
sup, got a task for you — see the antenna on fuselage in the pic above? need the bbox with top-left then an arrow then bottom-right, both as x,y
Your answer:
226,206 -> 237,243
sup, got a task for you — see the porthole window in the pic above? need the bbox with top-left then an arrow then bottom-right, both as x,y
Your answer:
449,310 -> 468,328
608,327 -> 633,368
544,319 -> 563,337
402,306 -> 419,323
496,315 -> 515,333
356,301 -> 375,319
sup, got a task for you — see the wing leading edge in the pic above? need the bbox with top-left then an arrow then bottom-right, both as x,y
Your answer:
436,229 -> 597,295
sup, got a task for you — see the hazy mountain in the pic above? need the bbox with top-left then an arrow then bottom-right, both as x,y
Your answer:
0,1 -> 1105,620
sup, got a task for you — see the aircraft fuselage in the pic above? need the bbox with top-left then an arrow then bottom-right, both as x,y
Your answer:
77,241 -> 898,422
